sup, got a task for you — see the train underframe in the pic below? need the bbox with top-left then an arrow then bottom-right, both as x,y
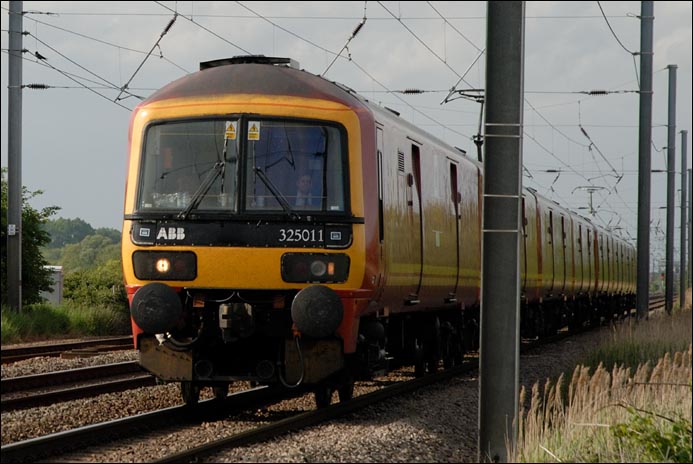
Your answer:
135,287 -> 350,407
520,292 -> 636,339
135,286 -> 480,407
135,285 -> 633,407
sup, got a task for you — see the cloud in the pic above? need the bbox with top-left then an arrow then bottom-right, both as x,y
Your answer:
0,0 -> 690,251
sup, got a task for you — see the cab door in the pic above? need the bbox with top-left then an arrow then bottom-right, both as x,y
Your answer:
543,209 -> 555,295
447,160 -> 462,302
407,144 -> 423,303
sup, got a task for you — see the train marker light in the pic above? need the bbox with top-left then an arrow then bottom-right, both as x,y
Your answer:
310,260 -> 327,277
281,253 -> 349,283
156,258 -> 171,273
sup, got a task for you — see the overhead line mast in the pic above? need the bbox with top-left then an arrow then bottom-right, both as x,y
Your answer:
636,0 -> 654,320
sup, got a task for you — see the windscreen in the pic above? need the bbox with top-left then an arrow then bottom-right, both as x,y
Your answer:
244,120 -> 346,213
137,118 -> 346,216
138,120 -> 239,213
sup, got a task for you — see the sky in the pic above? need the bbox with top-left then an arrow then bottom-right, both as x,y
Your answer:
1,1 -> 691,271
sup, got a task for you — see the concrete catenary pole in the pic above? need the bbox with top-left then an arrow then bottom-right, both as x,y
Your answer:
636,1 -> 654,319
7,1 -> 23,311
665,64 -> 676,314
478,2 -> 524,462
681,130 -> 688,307
689,165 -> 692,290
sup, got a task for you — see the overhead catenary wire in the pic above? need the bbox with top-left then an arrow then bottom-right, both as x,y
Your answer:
322,1 -> 368,76
114,13 -> 177,102
21,12 -> 190,74
596,1 -> 640,87
22,48 -> 132,111
377,1 -> 475,89
0,49 -> 158,95
2,2 -> 662,242
367,1 -> 635,233
232,1 -> 475,141
25,31 -> 143,101
154,1 -> 252,55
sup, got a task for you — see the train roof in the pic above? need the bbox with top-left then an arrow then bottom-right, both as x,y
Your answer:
142,55 -> 368,112
140,57 -> 629,245
143,56 -> 475,159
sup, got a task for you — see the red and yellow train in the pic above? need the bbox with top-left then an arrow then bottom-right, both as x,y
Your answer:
121,56 -> 636,407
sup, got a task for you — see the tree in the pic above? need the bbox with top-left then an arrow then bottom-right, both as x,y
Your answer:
1,168 -> 60,305
94,227 -> 121,243
60,234 -> 120,273
42,217 -> 94,248
63,258 -> 127,309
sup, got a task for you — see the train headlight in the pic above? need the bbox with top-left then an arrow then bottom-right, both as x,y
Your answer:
133,251 -> 197,280
156,258 -> 171,273
281,253 -> 349,283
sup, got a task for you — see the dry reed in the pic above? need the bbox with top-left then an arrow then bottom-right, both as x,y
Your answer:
513,307 -> 692,463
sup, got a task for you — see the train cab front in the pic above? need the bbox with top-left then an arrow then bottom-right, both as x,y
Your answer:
122,110 -> 366,406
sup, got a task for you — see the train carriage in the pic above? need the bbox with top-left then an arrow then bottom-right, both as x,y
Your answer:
122,56 -> 636,407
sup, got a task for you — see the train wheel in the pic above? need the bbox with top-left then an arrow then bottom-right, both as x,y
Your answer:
314,383 -> 334,409
337,371 -> 354,402
427,318 -> 441,374
442,341 -> 454,369
442,330 -> 464,369
213,384 -> 229,402
426,352 -> 439,374
181,381 -> 200,406
414,340 -> 426,378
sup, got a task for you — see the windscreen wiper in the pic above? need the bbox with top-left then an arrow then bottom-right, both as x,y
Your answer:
254,167 -> 298,219
177,161 -> 224,220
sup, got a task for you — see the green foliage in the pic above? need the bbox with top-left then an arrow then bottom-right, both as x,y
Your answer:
612,406 -> 692,463
60,234 -> 120,273
94,226 -> 121,243
63,259 -> 127,311
1,303 -> 130,343
42,217 -> 94,248
1,168 -> 59,306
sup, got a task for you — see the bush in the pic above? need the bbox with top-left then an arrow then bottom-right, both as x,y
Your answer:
63,259 -> 128,312
612,405 -> 692,463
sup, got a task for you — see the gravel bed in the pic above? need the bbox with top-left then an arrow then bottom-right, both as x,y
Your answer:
1,350 -> 139,379
1,327 -> 610,462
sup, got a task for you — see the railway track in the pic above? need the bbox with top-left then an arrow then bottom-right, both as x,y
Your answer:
0,322 -> 599,463
1,336 -> 134,364
1,363 -> 469,463
1,383 -> 306,463
1,361 -> 154,411
0,296 -> 676,462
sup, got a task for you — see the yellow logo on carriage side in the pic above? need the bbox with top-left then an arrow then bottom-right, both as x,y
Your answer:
248,121 -> 260,141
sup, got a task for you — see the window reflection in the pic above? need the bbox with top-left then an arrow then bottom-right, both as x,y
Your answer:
245,121 -> 345,213
137,118 -> 345,216
138,120 -> 238,212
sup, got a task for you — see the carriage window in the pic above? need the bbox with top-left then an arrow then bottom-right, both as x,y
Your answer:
244,120 -> 346,213
138,120 -> 239,213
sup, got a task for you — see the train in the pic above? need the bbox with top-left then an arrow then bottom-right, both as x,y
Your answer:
121,56 -> 636,407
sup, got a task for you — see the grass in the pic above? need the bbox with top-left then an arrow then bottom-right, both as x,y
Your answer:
513,306 -> 693,463
1,303 -> 131,344
582,307 -> 692,373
